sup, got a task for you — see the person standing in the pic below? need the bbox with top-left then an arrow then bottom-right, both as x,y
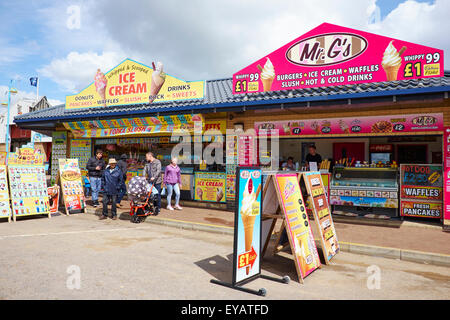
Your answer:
116,154 -> 128,207
86,149 -> 106,207
100,158 -> 123,220
164,157 -> 183,211
281,156 -> 295,171
305,144 -> 322,170
143,152 -> 162,215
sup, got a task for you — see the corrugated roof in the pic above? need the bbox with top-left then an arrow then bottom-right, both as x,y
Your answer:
14,76 -> 450,123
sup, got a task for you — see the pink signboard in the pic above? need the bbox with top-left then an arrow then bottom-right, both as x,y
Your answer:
233,23 -> 444,94
255,113 -> 443,136
443,128 -> 450,227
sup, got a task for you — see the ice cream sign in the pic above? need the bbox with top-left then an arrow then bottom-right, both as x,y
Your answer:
233,23 -> 444,94
65,58 -> 205,110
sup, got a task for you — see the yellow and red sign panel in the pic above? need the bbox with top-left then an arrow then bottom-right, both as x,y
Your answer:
274,174 -> 321,281
65,59 -> 204,110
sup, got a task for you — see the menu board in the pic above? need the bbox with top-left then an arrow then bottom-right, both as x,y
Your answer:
9,166 -> 50,218
400,164 -> 443,218
238,135 -> 257,166
70,139 -> 91,176
59,159 -> 85,213
233,167 -> 262,285
303,172 -> 339,263
194,172 -> 226,203
51,131 -> 67,183
0,165 -> 11,219
273,173 -> 321,282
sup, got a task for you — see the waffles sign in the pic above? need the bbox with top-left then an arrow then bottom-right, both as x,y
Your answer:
65,59 -> 204,110
233,23 -> 444,94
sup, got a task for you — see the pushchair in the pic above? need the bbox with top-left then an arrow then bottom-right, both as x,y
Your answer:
128,176 -> 158,223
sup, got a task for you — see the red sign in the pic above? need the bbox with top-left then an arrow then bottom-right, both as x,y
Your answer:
233,23 -> 444,94
237,246 -> 257,269
370,144 -> 393,152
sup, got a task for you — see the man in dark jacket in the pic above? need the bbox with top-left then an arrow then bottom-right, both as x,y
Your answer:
100,158 -> 123,220
86,149 -> 106,207
116,154 -> 128,207
143,152 -> 162,215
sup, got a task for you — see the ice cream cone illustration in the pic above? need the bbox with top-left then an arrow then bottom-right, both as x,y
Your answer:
216,187 -> 224,202
382,41 -> 407,81
294,237 -> 308,275
149,62 -> 166,103
257,57 -> 275,92
94,69 -> 108,107
240,177 -> 260,275
339,120 -> 350,134
311,121 -> 321,134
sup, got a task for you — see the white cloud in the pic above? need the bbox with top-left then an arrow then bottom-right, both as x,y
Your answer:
37,0 -> 449,95
38,51 -> 124,93
47,98 -> 64,106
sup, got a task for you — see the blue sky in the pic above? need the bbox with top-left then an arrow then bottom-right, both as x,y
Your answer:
0,0 -> 446,106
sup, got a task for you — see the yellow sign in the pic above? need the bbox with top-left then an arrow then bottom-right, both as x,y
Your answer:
194,172 -> 226,203
65,59 -> 204,110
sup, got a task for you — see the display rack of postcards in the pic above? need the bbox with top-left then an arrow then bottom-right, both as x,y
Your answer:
51,132 -> 67,183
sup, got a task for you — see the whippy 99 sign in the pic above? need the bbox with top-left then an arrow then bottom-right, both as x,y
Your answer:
233,23 -> 444,94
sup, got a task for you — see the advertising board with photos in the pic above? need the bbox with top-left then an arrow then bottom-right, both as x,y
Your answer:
233,23 -> 443,94
400,164 -> 443,218
59,159 -> 86,213
273,173 -> 321,282
51,131 -> 67,182
233,167 -> 262,285
0,165 -> 11,219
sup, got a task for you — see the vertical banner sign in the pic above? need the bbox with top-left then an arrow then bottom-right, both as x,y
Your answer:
274,174 -> 321,282
51,132 -> 67,183
0,152 -> 7,165
400,164 -> 443,218
444,128 -> 450,228
59,159 -> 86,212
233,167 -> 262,285
303,172 -> 339,263
70,139 -> 91,177
238,135 -> 257,166
0,165 -> 11,219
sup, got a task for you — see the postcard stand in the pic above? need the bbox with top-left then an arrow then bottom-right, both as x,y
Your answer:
211,167 -> 290,296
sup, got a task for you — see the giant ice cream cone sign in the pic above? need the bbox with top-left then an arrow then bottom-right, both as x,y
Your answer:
233,23 -> 443,94
66,58 -> 204,110
233,168 -> 262,285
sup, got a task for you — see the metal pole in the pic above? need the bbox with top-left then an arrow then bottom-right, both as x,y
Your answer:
5,79 -> 12,159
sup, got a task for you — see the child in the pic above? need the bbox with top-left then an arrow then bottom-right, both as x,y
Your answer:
83,176 -> 91,197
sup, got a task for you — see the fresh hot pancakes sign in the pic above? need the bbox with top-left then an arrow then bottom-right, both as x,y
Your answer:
65,59 -> 204,110
233,23 -> 444,94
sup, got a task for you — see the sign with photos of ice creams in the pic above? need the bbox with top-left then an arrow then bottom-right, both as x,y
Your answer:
274,174 -> 321,282
233,167 -> 262,285
65,58 -> 205,110
233,23 -> 444,94
302,172 -> 339,263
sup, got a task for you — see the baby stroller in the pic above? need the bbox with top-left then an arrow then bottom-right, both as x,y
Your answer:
128,176 -> 158,223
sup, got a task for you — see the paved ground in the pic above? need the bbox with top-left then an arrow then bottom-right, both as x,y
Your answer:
101,199 -> 450,255
0,213 -> 449,299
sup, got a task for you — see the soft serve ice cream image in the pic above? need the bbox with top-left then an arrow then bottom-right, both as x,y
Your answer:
94,69 -> 108,107
257,57 -> 275,92
149,61 -> 166,103
240,176 -> 261,275
382,41 -> 407,81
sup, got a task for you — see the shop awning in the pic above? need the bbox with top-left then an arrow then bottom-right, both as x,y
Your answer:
63,114 -> 203,138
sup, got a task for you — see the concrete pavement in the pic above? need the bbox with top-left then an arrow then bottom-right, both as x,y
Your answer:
0,213 -> 449,299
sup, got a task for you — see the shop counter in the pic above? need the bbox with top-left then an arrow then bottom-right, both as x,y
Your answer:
330,167 -> 399,217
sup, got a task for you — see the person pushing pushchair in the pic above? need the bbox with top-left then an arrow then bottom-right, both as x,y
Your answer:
128,175 -> 159,223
